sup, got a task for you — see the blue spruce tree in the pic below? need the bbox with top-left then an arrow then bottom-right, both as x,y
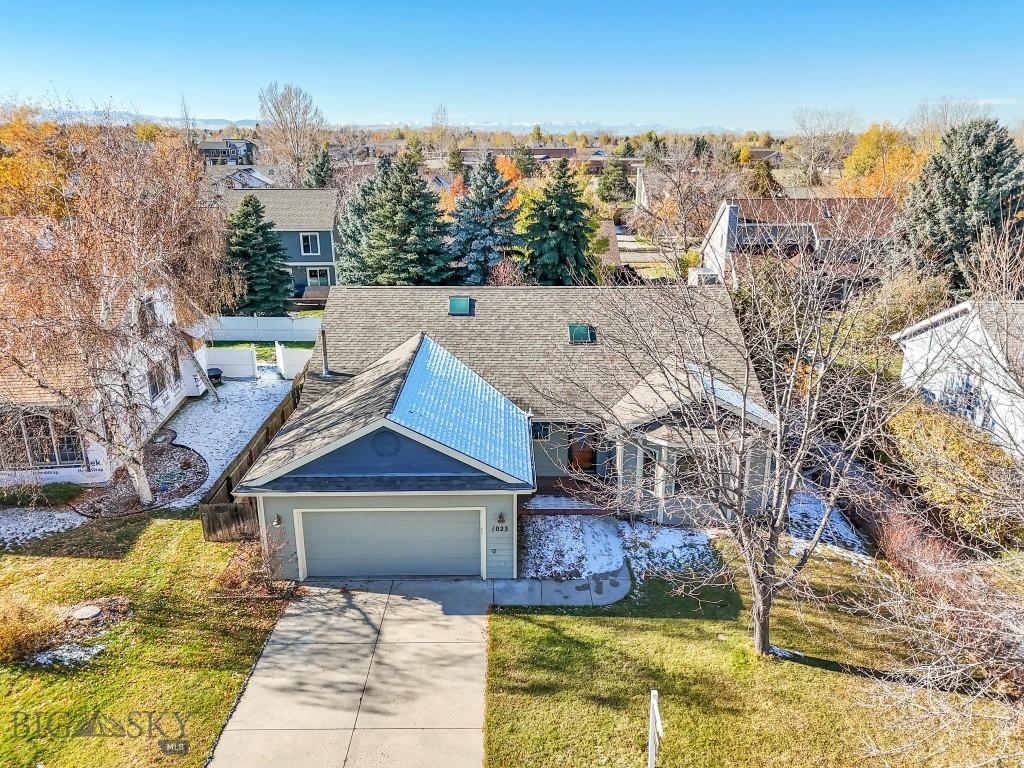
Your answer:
450,153 -> 521,285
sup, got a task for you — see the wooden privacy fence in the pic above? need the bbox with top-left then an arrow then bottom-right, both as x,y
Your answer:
200,502 -> 258,542
198,372 -> 305,542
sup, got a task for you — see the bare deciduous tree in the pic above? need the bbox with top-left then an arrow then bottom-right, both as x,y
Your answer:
543,198 -> 918,655
906,96 -> 990,153
789,107 -> 859,186
0,109 -> 237,504
257,82 -> 327,185
630,141 -> 741,263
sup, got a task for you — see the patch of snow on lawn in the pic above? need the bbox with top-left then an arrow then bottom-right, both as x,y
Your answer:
770,645 -> 805,660
519,515 -> 585,579
164,371 -> 292,508
31,642 -> 106,667
787,489 -> 868,556
619,521 -> 715,582
519,515 -> 625,579
581,517 -> 625,575
523,495 -> 596,510
0,507 -> 87,548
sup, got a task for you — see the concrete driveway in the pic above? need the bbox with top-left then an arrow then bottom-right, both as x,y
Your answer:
209,579 -> 490,768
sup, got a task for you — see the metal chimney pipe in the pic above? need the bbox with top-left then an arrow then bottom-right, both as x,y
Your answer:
320,327 -> 330,376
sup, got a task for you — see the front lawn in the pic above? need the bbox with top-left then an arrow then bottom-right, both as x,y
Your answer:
0,510 -> 281,767
487,549 -> 986,767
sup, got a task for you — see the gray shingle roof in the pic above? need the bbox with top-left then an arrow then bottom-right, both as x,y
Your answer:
305,285 -> 763,421
240,334 -> 421,485
975,301 -> 1024,372
222,188 -> 338,231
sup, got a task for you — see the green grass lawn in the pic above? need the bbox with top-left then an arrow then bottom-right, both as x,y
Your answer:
487,551 -> 986,768
0,510 -> 281,767
213,340 -> 314,363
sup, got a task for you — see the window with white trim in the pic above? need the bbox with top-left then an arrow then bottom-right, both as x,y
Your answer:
168,355 -> 182,387
300,232 -> 321,256
147,363 -> 168,401
307,267 -> 330,287
15,413 -> 84,468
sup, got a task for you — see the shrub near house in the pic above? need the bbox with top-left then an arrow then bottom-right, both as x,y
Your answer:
887,400 -> 1022,545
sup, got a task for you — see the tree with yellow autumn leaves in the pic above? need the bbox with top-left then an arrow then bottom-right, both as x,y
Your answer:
838,123 -> 926,201
0,106 -> 78,216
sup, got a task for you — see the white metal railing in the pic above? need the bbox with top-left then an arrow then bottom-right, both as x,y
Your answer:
647,689 -> 664,768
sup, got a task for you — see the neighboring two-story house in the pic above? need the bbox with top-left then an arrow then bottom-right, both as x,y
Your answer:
0,291 -> 210,488
199,138 -> 257,165
233,285 -> 773,581
223,189 -> 339,296
891,300 -> 1024,458
698,197 -> 896,296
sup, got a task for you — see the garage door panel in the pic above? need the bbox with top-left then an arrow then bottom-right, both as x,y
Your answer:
301,509 -> 482,578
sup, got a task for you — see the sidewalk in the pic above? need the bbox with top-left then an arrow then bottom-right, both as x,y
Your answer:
491,564 -> 631,607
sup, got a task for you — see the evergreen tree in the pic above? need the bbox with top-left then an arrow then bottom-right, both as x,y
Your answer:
523,158 -> 596,285
446,147 -> 466,177
617,137 -> 637,157
227,194 -> 293,315
450,153 -> 522,285
744,160 -> 784,197
304,145 -> 332,188
336,154 -> 451,285
335,157 -> 387,284
508,144 -> 539,178
904,118 -> 1024,288
530,123 -> 543,145
596,156 -> 635,203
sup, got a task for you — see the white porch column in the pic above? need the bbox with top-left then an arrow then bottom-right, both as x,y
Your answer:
654,446 -> 668,523
615,440 -> 625,494
634,442 -> 644,503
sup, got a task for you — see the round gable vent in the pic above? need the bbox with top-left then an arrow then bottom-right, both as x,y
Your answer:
372,430 -> 401,457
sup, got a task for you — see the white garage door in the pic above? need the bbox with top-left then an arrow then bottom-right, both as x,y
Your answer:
299,508 -> 482,578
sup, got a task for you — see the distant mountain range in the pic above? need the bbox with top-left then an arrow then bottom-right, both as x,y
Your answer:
47,110 -> 782,135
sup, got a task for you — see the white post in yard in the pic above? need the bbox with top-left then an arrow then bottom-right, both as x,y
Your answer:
647,689 -> 664,768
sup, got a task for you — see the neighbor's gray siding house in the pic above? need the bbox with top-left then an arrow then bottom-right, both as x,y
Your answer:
199,138 -> 257,165
223,189 -> 339,296
234,286 -> 772,581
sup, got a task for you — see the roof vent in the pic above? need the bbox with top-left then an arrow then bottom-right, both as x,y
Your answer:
568,323 -> 597,344
448,296 -> 473,316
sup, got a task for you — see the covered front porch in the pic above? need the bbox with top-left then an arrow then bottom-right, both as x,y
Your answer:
519,435 -> 720,526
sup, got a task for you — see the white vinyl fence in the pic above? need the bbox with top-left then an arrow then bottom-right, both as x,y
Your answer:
205,346 -> 258,379
275,342 -> 314,380
208,315 -> 321,342
648,689 -> 664,768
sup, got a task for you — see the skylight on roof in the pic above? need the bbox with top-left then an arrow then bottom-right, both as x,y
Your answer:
568,323 -> 597,344
448,296 -> 473,316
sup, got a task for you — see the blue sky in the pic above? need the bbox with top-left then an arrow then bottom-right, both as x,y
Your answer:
3,0 -> 1022,131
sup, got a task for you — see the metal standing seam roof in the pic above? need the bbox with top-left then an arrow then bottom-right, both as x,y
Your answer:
239,333 -> 534,488
390,335 -> 534,484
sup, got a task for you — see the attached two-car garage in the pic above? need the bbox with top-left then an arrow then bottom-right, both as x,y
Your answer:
298,508 -> 483,579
